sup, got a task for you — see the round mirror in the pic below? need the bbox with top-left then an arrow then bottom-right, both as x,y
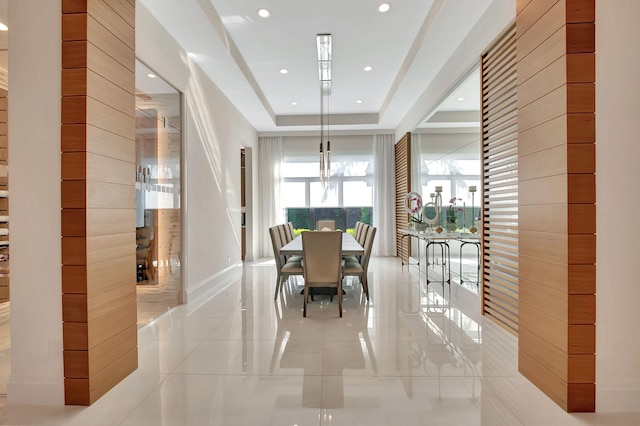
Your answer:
404,191 -> 422,215
422,202 -> 439,225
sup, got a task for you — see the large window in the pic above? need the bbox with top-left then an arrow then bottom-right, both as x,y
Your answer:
281,136 -> 373,230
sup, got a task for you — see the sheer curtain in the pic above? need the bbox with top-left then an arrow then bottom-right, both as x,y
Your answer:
259,136 -> 284,258
411,133 -> 422,193
373,134 -> 396,256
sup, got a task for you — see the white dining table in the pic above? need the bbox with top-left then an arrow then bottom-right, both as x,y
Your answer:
280,232 -> 364,256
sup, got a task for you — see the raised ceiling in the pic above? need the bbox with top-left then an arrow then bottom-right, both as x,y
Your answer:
139,0 -> 515,134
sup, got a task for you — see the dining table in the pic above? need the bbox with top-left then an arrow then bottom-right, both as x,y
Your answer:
280,232 -> 364,256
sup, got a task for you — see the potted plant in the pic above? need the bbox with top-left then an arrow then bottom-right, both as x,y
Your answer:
445,197 -> 461,232
408,195 -> 427,231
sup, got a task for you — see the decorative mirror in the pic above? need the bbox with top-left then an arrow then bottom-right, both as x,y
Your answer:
422,202 -> 439,225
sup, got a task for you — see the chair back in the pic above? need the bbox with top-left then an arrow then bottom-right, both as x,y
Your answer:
358,224 -> 370,247
354,221 -> 363,241
316,219 -> 336,231
269,226 -> 286,270
277,224 -> 290,244
360,226 -> 377,271
285,222 -> 295,242
302,231 -> 342,286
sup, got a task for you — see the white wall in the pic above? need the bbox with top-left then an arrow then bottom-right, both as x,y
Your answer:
136,4 -> 258,302
7,0 -> 64,405
595,0 -> 640,412
396,0 -> 515,138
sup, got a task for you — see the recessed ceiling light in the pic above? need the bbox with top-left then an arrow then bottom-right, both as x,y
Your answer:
0,22 -> 7,32
378,3 -> 391,13
279,68 -> 288,74
147,73 -> 157,79
356,100 -> 363,104
291,101 -> 298,106
363,66 -> 373,72
257,8 -> 270,18
457,97 -> 465,101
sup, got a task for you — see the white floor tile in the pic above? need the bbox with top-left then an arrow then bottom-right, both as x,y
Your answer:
0,257 -> 639,425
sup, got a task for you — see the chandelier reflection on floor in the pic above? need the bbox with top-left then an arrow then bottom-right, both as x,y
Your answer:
317,33 -> 332,188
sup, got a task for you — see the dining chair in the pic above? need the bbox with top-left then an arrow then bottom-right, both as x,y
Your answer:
354,221 -> 363,241
316,219 -> 336,231
269,226 -> 303,299
285,222 -> 295,241
343,226 -> 376,301
301,230 -> 343,317
357,223 -> 370,247
279,223 -> 302,262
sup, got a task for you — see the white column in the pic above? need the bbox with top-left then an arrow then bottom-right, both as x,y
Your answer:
7,0 -> 64,404
596,0 -> 640,412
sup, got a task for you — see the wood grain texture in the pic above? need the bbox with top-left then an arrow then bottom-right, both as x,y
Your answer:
517,0 -> 595,411
62,0 -> 137,406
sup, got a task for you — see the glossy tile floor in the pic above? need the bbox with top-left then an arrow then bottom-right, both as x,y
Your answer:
1,257 -> 640,425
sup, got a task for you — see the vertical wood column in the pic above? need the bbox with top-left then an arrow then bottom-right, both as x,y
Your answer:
516,0 -> 595,412
61,0 -> 137,405
394,132 -> 411,262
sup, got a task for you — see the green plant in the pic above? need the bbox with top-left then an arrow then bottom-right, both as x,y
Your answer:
447,197 -> 462,223
293,228 -> 310,237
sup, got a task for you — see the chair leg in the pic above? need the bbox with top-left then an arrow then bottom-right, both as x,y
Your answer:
362,274 -> 370,301
303,286 -> 308,317
338,282 -> 343,317
274,274 -> 282,300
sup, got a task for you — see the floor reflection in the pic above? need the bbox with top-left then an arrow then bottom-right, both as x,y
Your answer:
271,278 -> 377,409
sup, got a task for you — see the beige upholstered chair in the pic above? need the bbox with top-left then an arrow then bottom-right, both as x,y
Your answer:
316,219 -> 336,231
354,221 -> 363,241
343,226 -> 377,301
269,226 -> 303,299
357,223 -> 370,247
285,222 -> 295,242
301,231 -> 343,317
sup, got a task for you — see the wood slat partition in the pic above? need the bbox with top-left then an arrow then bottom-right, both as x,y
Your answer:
516,0 -> 596,412
394,133 -> 411,263
61,0 -> 137,406
481,23 -> 519,336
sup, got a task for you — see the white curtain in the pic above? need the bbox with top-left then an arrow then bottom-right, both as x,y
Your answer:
411,133 -> 422,193
259,136 -> 284,258
372,134 -> 396,256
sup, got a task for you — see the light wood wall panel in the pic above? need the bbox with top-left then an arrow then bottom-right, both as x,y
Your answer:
61,0 -> 137,406
482,23 -> 519,336
395,133 -> 411,261
516,0 -> 595,412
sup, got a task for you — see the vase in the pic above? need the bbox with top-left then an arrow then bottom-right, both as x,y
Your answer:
414,222 -> 428,232
445,221 -> 457,232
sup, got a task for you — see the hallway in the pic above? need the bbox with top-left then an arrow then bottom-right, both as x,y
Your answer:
0,258 -> 637,425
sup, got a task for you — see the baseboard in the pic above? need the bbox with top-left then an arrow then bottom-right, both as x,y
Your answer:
7,375 -> 65,405
597,386 -> 640,412
185,262 -> 243,307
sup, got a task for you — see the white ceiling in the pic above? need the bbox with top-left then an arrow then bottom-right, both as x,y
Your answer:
139,0 -> 506,134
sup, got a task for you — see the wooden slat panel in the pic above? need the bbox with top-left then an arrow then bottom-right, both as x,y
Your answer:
395,133 -> 411,261
482,23 -> 519,335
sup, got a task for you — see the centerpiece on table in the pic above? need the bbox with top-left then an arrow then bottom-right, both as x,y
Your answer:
405,192 -> 428,231
446,197 -> 462,232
